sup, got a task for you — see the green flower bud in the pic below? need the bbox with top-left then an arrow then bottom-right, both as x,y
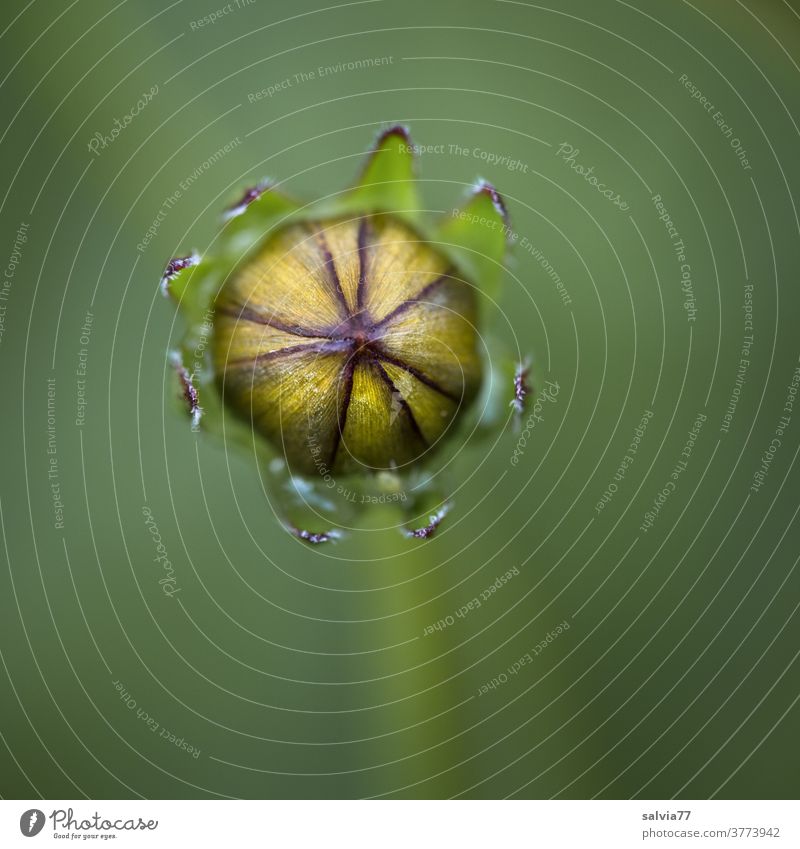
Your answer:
213,214 -> 480,475
162,126 -> 522,540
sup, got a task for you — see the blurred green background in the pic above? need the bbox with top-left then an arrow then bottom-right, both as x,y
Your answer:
1,0 -> 799,799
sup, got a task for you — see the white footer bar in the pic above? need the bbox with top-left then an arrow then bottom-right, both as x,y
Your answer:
2,800 -> 796,848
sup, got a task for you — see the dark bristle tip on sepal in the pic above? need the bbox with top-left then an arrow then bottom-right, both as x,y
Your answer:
170,354 -> 202,429
286,524 -> 342,545
510,360 -> 531,416
403,504 -> 450,539
223,179 -> 273,220
374,124 -> 411,145
160,253 -> 199,298
473,179 -> 509,223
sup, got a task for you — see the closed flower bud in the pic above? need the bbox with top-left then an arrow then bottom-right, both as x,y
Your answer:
162,125 -> 524,540
213,215 -> 480,474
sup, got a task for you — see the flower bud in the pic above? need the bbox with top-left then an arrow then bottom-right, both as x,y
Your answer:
213,214 -> 481,474
162,126 -> 521,540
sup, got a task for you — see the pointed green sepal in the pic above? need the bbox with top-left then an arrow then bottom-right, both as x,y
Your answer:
162,254 -> 224,322
345,125 -> 421,222
436,180 -> 510,293
217,180 -> 302,260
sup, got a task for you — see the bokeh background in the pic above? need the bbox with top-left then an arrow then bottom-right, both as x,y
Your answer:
1,0 -> 799,800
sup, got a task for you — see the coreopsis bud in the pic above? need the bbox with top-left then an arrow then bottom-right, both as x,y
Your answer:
214,213 -> 481,475
161,126 -> 524,541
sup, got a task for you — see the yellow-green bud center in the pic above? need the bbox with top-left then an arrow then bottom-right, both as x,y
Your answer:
213,214 -> 481,475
